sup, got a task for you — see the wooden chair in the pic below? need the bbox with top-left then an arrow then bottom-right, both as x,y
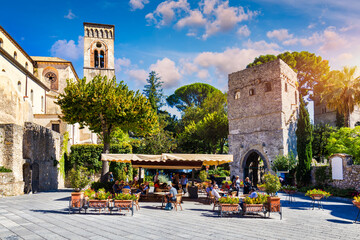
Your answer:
209,191 -> 220,211
170,194 -> 183,211
122,188 -> 130,194
134,192 -> 141,210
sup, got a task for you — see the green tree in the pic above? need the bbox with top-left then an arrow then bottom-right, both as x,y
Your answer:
143,71 -> 164,112
271,153 -> 297,172
318,66 -> 360,127
312,124 -> 336,162
296,97 -> 313,186
247,51 -> 330,98
326,127 -> 360,165
57,75 -> 157,181
166,83 -> 221,111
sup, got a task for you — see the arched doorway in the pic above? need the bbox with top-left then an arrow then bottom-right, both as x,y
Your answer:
243,150 -> 267,186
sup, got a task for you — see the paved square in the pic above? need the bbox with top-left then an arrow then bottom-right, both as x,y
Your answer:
0,190 -> 359,240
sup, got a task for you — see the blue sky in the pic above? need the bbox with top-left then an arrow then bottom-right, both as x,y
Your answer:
1,0 -> 360,117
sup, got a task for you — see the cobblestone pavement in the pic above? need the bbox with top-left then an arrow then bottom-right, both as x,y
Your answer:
0,190 -> 359,240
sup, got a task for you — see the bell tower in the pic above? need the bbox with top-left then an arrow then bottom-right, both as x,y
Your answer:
83,22 -> 115,80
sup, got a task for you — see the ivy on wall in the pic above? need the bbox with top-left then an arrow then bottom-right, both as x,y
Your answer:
59,132 -> 69,179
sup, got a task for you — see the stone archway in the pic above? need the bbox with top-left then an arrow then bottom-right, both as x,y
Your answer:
242,150 -> 269,186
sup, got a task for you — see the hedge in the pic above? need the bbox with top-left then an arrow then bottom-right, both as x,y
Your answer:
67,143 -> 132,173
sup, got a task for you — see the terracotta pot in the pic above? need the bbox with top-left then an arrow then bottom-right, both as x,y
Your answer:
88,199 -> 108,208
310,194 -> 324,200
220,204 -> 239,212
113,200 -> 132,208
266,196 -> 281,212
71,192 -> 84,208
353,201 -> 360,209
243,203 -> 264,212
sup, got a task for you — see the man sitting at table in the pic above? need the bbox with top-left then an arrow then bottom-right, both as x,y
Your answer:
211,184 -> 221,201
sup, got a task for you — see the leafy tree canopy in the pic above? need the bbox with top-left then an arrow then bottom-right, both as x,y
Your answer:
143,71 -> 164,112
166,83 -> 221,111
247,51 -> 330,98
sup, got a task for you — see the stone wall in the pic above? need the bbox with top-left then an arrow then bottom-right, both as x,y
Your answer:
23,122 -> 63,192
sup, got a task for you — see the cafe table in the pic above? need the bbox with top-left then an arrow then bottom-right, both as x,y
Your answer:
153,192 -> 169,208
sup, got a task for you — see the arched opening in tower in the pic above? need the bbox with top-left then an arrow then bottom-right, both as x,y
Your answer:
94,50 -> 99,68
100,50 -> 105,68
244,151 -> 266,186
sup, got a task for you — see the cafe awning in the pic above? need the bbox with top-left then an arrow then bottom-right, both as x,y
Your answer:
101,153 -> 233,169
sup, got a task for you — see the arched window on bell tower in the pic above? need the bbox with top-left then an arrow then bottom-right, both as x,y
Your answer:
94,50 -> 99,68
100,50 -> 105,68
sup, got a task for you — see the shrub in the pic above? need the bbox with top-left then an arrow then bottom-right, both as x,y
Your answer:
263,172 -> 281,196
113,193 -> 137,201
91,181 -> 113,192
219,196 -> 239,204
158,175 -> 169,183
305,189 -> 331,198
199,170 -> 208,182
83,188 -> 96,198
68,166 -> 91,191
314,166 -> 331,186
0,166 -> 12,172
67,143 -> 132,172
271,153 -> 296,172
89,188 -> 112,200
244,193 -> 269,204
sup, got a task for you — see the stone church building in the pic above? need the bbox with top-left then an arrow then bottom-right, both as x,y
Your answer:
0,22 -> 114,196
228,59 -> 299,184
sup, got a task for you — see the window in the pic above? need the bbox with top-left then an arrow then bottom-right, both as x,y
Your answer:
86,29 -> 89,37
105,30 -> 108,38
285,83 -> 288,92
0,38 -> 3,47
249,88 -> 255,96
17,81 -> 21,92
265,82 -> 272,92
14,51 -> 17,60
94,50 -> 99,68
234,91 -> 241,100
30,90 -> 34,107
95,29 -> 99,38
90,29 -> 94,37
45,72 -> 58,90
100,30 -> 103,38
96,42 -> 102,48
52,124 -> 60,133
100,50 -> 105,68
25,62 -> 28,70
109,31 -> 113,38
41,96 -> 44,112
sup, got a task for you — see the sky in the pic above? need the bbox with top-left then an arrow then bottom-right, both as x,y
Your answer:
1,0 -> 360,117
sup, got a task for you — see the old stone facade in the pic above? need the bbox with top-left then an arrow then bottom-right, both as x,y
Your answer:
83,22 -> 115,80
314,99 -> 360,128
228,59 -> 299,183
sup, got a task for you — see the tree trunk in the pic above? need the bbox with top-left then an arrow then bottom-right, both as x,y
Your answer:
345,112 -> 350,128
101,140 -> 110,183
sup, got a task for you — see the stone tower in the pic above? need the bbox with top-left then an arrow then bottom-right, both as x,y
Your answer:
228,59 -> 299,184
83,22 -> 115,80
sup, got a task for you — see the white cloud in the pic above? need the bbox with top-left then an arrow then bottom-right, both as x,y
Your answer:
50,36 -> 83,60
176,10 -> 206,29
237,25 -> 250,37
150,58 -> 182,88
64,10 -> 76,20
266,29 -> 293,41
180,60 -> 198,75
146,0 -> 190,26
244,40 -> 280,51
115,57 -> 131,73
128,69 -> 148,86
129,0 -> 149,10
146,0 -> 257,39
194,45 -> 279,76
338,53 -> 353,61
197,69 -> 210,79
319,28 -> 347,52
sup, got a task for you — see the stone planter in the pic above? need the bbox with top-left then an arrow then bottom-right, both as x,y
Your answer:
220,203 -> 239,212
113,200 -> 132,208
353,201 -> 360,209
88,199 -> 108,208
310,194 -> 324,200
71,192 -> 84,208
243,203 -> 264,213
266,196 -> 281,212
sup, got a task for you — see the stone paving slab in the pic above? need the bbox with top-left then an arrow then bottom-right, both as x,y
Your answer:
0,190 -> 359,239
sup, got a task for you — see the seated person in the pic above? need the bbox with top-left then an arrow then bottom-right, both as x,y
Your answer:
165,184 -> 177,203
154,180 -> 160,191
206,182 -> 213,194
112,180 -> 121,194
122,183 -> 131,193
211,184 -> 221,201
222,182 -> 230,191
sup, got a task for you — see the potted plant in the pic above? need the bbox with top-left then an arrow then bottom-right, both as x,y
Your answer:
263,173 -> 282,212
281,185 -> 297,194
68,167 -> 91,208
113,193 -> 137,209
305,189 -> 331,200
88,188 -> 112,208
243,193 -> 268,213
353,195 -> 360,208
219,196 -> 240,213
